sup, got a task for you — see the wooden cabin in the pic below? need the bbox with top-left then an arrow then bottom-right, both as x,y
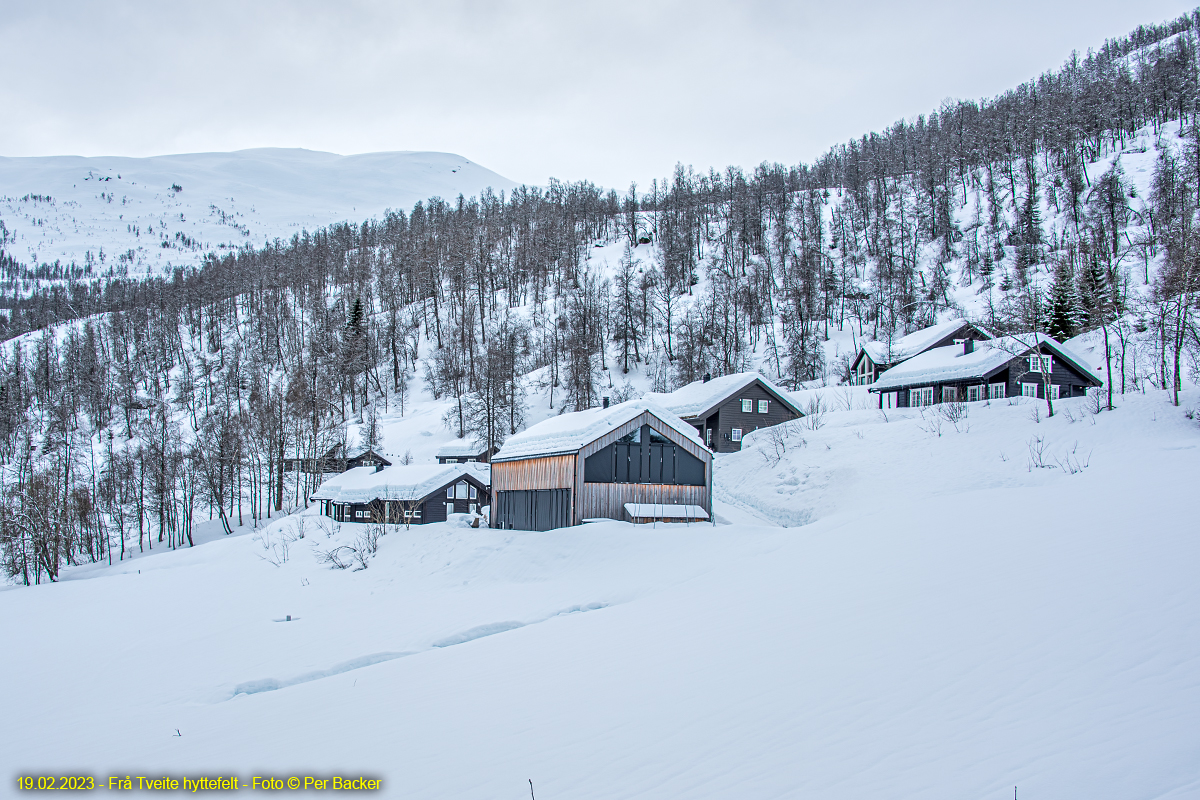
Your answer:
851,319 -> 993,386
646,372 -> 803,453
868,334 -> 1103,408
490,400 -> 713,530
311,463 -> 491,525
284,444 -> 393,474
436,442 -> 498,464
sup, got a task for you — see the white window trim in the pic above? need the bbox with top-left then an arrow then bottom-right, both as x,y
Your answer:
1021,382 -> 1039,398
740,399 -> 752,413
1049,384 -> 1060,400
910,387 -> 934,407
757,399 -> 769,413
988,382 -> 1006,399
731,428 -> 743,442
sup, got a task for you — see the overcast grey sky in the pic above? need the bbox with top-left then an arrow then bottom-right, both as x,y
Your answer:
0,0 -> 1194,189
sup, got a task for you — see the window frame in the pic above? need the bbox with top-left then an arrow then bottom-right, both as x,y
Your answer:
1021,382 -> 1039,398
740,399 -> 752,413
988,382 -> 1006,399
757,399 -> 769,413
731,428 -> 743,442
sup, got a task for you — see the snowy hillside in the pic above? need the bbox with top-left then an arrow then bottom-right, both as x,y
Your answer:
0,149 -> 515,277
1,388 -> 1196,799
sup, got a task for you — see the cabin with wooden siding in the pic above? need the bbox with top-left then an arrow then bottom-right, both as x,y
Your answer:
436,442 -> 498,464
868,334 -> 1103,408
311,463 -> 490,525
851,319 -> 994,386
646,372 -> 803,453
490,399 -> 713,530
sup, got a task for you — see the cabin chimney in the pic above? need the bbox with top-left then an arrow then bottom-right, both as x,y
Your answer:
602,396 -> 610,408
703,373 -> 711,383
964,339 -> 974,355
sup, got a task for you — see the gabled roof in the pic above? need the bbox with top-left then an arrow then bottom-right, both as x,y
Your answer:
436,441 -> 494,458
856,319 -> 993,368
493,398 -> 708,462
311,462 -> 490,504
644,372 -> 803,420
869,334 -> 1103,392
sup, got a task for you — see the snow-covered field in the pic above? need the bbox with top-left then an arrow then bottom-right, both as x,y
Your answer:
0,149 -> 515,276
2,385 -> 1197,799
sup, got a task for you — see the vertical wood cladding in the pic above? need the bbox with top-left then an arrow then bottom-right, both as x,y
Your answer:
491,455 -> 576,490
580,483 -> 709,522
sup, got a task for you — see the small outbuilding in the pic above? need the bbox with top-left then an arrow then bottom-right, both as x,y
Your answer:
490,399 -> 713,530
646,372 -> 803,453
851,318 -> 994,386
436,442 -> 498,464
311,462 -> 491,525
868,334 -> 1103,408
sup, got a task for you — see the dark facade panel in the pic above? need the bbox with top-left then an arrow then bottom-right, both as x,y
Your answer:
584,441 -> 705,486
494,488 -> 572,531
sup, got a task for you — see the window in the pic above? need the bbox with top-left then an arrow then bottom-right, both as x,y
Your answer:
942,386 -> 957,402
469,484 -> 477,500
910,387 -> 934,407
1049,384 -> 1060,400
455,481 -> 469,499
447,486 -> 454,498
403,509 -> 421,520
741,399 -> 752,412
988,383 -> 1006,399
967,385 -> 984,402
882,392 -> 898,409
757,399 -> 769,413
469,503 -> 477,515
705,428 -> 712,446
1022,382 -> 1039,398
355,510 -> 368,519
446,502 -> 455,517
1027,355 -> 1053,373
731,428 -> 743,442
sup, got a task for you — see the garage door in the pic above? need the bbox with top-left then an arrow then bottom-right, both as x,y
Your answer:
494,489 -> 572,531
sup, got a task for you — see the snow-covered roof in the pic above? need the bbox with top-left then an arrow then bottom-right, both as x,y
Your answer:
436,441 -> 492,458
645,372 -> 802,420
860,319 -> 991,366
624,503 -> 709,520
869,334 -> 1101,391
311,462 -> 490,504
493,398 -> 709,462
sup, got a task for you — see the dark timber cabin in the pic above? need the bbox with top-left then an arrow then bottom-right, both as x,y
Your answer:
311,463 -> 491,525
868,333 -> 1103,408
436,442 -> 498,464
850,318 -> 994,386
284,444 -> 393,474
646,372 -> 803,453
490,399 -> 713,530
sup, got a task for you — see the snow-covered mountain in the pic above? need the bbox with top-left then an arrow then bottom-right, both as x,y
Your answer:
0,149 -> 516,275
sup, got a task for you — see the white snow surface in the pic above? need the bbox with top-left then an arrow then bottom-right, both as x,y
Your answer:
0,149 -> 515,274
492,398 -> 708,462
435,440 -> 490,458
646,371 -> 801,418
310,462 -> 489,504
860,317 -> 989,364
871,334 -> 1102,391
623,503 -> 709,519
0,389 -> 1198,799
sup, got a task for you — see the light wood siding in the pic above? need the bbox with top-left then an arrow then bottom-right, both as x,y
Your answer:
491,455 -> 576,490
580,483 -> 709,522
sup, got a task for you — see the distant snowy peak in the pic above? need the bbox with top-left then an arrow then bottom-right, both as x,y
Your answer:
0,148 -> 516,275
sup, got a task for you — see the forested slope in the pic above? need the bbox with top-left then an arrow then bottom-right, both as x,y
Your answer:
1,11 -> 1198,584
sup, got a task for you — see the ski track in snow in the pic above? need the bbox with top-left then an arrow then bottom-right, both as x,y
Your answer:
228,602 -> 608,700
